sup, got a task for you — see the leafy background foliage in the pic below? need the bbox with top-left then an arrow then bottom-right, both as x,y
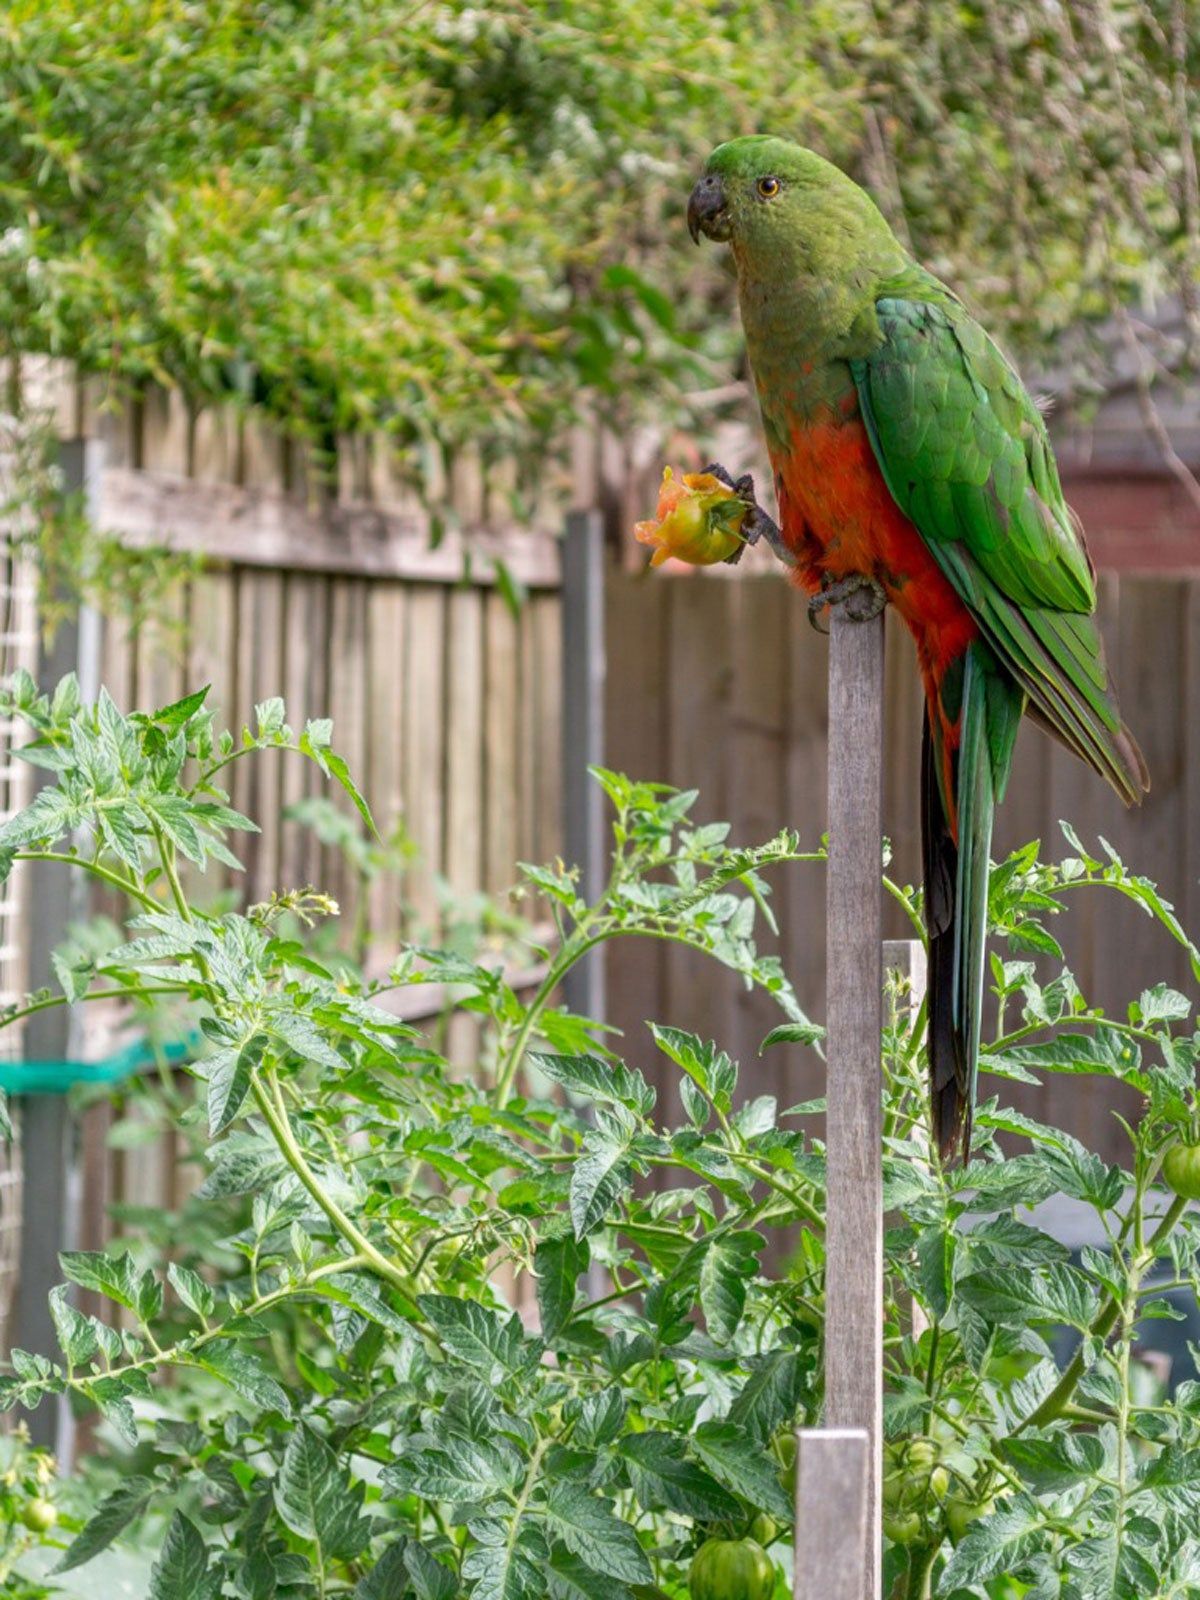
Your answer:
2,682 -> 1200,1596
1,1 -> 1196,474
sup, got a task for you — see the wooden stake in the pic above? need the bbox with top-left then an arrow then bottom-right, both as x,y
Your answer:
823,607 -> 885,1600
794,1428 -> 870,1600
561,510 -> 607,1024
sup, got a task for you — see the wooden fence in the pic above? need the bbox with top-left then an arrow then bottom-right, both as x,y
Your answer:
604,567 -> 1200,1165
11,365 -> 568,958
2,366 -> 570,1383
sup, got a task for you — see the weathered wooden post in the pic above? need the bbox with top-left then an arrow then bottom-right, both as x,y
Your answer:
561,508 -> 606,1022
561,509 -> 608,1301
794,1428 -> 871,1600
796,606 -> 885,1599
12,437 -> 103,1462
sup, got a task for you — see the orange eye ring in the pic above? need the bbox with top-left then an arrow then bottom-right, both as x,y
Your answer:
757,176 -> 781,198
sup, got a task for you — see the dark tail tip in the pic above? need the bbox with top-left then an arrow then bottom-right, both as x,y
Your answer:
1116,722 -> 1150,804
932,1072 -> 970,1165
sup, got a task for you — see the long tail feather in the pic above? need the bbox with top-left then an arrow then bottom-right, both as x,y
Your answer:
924,645 -> 1024,1161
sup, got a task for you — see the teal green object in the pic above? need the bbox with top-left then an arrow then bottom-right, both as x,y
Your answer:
0,1035 -> 194,1095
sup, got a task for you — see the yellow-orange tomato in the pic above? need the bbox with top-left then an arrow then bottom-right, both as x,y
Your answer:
635,469 -> 747,567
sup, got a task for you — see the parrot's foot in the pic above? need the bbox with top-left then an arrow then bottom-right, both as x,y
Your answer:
699,463 -> 793,568
807,574 -> 888,632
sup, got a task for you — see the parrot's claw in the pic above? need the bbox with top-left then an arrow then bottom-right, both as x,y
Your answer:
807,574 -> 888,632
699,464 -> 792,568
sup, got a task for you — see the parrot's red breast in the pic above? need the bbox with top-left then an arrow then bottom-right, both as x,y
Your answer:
771,410 -> 979,827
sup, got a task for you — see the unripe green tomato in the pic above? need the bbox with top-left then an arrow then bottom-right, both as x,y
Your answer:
945,1494 -> 995,1542
688,1537 -> 776,1600
882,1439 -> 948,1512
882,1510 -> 923,1546
748,1513 -> 781,1547
20,1497 -> 57,1533
1163,1143 -> 1200,1200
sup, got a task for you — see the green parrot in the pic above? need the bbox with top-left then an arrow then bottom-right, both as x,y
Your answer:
687,135 -> 1148,1159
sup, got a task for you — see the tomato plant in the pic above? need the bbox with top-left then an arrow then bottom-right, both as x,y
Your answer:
0,675 -> 1199,1600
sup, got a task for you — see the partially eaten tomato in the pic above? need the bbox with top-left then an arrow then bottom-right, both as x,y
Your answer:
634,468 -> 748,567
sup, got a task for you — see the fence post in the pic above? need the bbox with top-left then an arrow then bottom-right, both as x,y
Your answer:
822,607 -> 885,1600
561,509 -> 606,1023
794,1428 -> 870,1600
12,437 -> 103,1461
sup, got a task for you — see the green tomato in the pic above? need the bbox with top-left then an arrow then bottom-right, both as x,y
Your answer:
945,1494 -> 995,1542
748,1513 -> 781,1547
19,1497 -> 57,1533
1163,1143 -> 1200,1200
882,1439 -> 948,1513
688,1537 -> 776,1600
882,1510 -> 923,1546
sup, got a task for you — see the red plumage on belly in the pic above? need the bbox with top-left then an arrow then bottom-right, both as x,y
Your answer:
771,413 -> 979,832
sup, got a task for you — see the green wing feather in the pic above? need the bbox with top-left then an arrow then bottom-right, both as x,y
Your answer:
850,283 -> 1146,1158
851,286 -> 1147,805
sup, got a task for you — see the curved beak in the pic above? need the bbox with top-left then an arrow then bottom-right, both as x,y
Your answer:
687,173 -> 730,244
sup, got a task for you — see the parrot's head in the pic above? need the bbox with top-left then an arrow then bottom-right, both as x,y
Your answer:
687,136 -> 902,285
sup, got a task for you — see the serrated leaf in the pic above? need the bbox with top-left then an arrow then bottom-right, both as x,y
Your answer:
727,1349 -> 807,1447
698,1231 -> 762,1344
275,1425 -> 369,1560
547,1549 -> 634,1600
267,1010 -> 345,1073
570,1108 -> 636,1239
59,1249 -> 139,1311
462,1537 -> 542,1600
543,1482 -> 653,1586
956,1263 -> 1097,1331
384,1436 -> 522,1503
574,1390 -> 626,1450
49,1285 -> 98,1368
207,1032 -> 266,1136
938,1501 -> 1047,1589
915,1222 -> 955,1320
618,1432 -> 739,1521
691,1421 -> 793,1523
536,1232 -> 588,1342
356,1538 -> 412,1599
999,1433 -> 1108,1493
404,1540 -> 459,1600
197,1343 -> 291,1415
530,1052 -> 655,1117
148,1512 -> 219,1600
417,1294 -> 537,1380
52,1476 -> 156,1573
649,1026 -> 736,1109
167,1262 -> 216,1322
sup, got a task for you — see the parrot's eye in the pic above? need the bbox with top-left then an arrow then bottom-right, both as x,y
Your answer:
757,176 -> 781,199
